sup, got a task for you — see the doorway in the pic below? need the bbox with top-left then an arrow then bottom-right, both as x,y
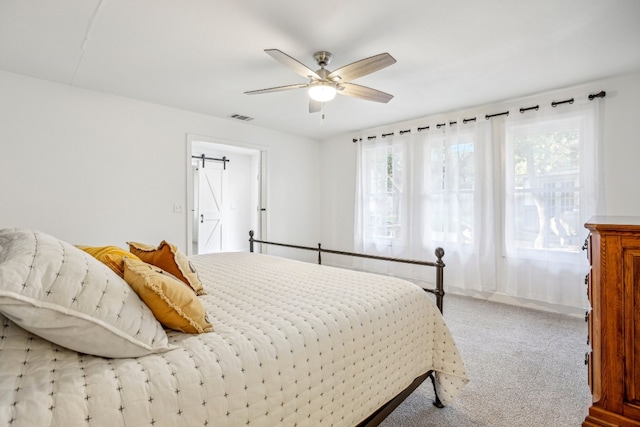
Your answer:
186,136 -> 264,255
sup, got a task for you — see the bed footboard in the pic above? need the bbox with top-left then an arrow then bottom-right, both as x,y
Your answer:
248,230 -> 446,314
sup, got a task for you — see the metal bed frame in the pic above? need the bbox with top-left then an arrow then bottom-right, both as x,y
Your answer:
249,230 -> 446,313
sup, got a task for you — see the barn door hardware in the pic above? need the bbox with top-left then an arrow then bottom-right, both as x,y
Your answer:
192,154 -> 230,170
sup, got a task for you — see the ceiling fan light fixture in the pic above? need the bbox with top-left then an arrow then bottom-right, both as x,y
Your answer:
308,82 -> 336,102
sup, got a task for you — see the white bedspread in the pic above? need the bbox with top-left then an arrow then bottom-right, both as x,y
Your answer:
0,252 -> 468,426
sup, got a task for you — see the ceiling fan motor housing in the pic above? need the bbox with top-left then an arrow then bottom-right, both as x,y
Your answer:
313,51 -> 333,68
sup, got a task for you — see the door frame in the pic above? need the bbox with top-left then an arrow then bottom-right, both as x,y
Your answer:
186,133 -> 267,256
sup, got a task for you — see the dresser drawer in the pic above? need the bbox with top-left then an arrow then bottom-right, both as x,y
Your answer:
585,351 -> 592,392
583,234 -> 592,264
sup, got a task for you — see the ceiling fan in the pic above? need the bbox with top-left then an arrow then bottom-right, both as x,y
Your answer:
244,49 -> 396,113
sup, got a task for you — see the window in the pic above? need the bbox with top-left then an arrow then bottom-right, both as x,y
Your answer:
425,133 -> 476,244
506,116 -> 585,254
361,141 -> 405,244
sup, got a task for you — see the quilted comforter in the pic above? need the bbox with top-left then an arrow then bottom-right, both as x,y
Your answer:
0,251 -> 468,426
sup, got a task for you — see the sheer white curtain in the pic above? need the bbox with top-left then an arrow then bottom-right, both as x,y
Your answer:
354,95 -> 604,309
354,118 -> 498,292
500,99 -> 603,308
354,133 -> 407,256
420,120 -> 497,292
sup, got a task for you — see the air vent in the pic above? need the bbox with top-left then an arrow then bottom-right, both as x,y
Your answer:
228,113 -> 254,122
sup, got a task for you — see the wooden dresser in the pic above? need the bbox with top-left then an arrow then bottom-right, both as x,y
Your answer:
584,216 -> 640,427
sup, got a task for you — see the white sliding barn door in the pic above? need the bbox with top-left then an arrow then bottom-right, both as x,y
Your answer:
198,162 -> 224,254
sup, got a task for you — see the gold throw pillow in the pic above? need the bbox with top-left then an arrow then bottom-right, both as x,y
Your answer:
123,257 -> 212,334
127,240 -> 205,295
76,245 -> 142,278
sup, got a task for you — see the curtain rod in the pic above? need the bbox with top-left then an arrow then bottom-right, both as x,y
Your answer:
192,154 -> 230,169
520,105 -> 539,113
352,90 -> 606,143
552,98 -> 574,107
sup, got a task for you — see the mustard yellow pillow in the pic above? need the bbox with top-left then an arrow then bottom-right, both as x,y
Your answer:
76,245 -> 142,278
123,258 -> 212,334
127,240 -> 205,295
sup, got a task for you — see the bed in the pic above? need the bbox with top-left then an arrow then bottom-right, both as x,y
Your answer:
0,228 -> 468,426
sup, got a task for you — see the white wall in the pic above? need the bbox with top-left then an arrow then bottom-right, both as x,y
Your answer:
0,70 -> 322,252
320,71 -> 640,253
599,72 -> 640,214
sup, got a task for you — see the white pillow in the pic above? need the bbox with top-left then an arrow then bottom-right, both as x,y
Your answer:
0,228 -> 175,358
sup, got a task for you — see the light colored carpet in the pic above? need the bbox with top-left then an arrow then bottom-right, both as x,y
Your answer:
380,294 -> 592,427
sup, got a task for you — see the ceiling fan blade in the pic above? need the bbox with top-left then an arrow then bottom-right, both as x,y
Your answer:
265,49 -> 321,80
327,53 -> 396,82
244,83 -> 308,95
338,82 -> 394,103
309,99 -> 321,114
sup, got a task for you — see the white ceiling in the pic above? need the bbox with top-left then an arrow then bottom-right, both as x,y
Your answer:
1,0 -> 639,140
